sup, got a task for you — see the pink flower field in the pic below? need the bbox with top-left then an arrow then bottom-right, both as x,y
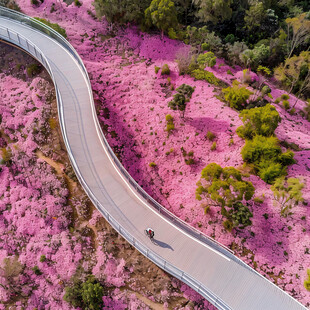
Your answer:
1,0 -> 310,308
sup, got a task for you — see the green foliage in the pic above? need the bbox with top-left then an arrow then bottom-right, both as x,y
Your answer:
26,64 -> 41,77
168,84 -> 194,117
149,162 -> 157,167
227,69 -> 233,75
154,66 -> 160,74
32,265 -> 42,275
281,94 -> 290,100
304,269 -> 310,291
240,44 -> 270,69
201,42 -> 208,51
196,163 -> 255,230
236,104 -> 281,139
145,0 -> 178,36
206,131 -> 216,141
241,135 -> 295,184
94,0 -> 150,24
271,177 -> 304,217
190,69 -> 220,85
282,100 -> 290,110
34,17 -> 67,38
274,51 -> 310,95
193,0 -> 232,24
1,147 -> 12,163
176,84 -> 195,99
197,52 -> 216,68
64,276 -> 104,310
211,141 -> 217,151
74,0 -> 82,7
161,64 -> 170,75
39,255 -> 46,262
304,101 -> 310,122
222,81 -> 252,110
165,114 -> 175,133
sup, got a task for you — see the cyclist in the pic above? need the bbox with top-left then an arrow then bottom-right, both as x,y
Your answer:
146,228 -> 154,239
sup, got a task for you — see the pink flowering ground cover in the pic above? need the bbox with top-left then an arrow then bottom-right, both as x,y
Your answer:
7,0 -> 310,308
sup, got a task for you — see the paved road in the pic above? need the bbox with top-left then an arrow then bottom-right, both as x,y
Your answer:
0,9 -> 307,310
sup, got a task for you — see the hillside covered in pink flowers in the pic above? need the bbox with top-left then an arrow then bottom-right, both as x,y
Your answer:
1,0 -> 310,309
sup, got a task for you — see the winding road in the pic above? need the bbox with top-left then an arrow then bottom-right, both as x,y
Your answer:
0,7 -> 307,310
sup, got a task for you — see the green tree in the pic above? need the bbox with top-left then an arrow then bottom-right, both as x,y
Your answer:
222,80 -> 253,110
196,163 -> 255,230
94,0 -> 150,25
244,1 -> 266,31
193,0 -> 232,24
145,0 -> 178,38
64,276 -> 104,310
240,44 -> 270,69
197,52 -> 217,68
274,51 -> 310,95
285,13 -> 310,59
271,177 -> 304,216
236,104 -> 281,139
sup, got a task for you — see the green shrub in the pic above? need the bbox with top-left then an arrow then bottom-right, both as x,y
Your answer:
211,142 -> 217,151
161,64 -> 170,75
241,135 -> 281,165
275,97 -> 281,104
31,0 -> 39,6
197,52 -> 216,68
201,42 -> 208,51
206,131 -> 216,141
165,114 -> 175,133
149,162 -> 156,168
39,255 -> 46,262
222,81 -> 252,110
281,94 -> 290,100
253,197 -> 264,204
190,69 -> 220,86
27,64 -> 41,77
282,100 -> 290,110
236,104 -> 281,139
176,84 -> 195,99
64,276 -> 104,309
154,66 -> 160,74
196,163 -> 254,231
223,220 -> 234,232
227,69 -> 233,75
32,265 -> 42,275
241,135 -> 294,184
34,17 -> 67,38
305,269 -> 310,291
74,0 -> 82,6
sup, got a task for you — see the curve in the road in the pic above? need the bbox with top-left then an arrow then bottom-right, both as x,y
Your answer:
0,6 -> 307,310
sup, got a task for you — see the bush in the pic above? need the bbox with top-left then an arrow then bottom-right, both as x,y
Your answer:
190,69 -> 220,86
197,52 -> 216,68
34,17 -> 67,38
281,94 -> 290,100
227,69 -> 233,75
39,255 -> 46,262
241,135 -> 282,165
241,135 -> 294,184
32,266 -> 42,275
222,80 -> 252,110
304,269 -> 310,291
64,276 -> 104,310
176,84 -> 195,99
74,0 -> 82,6
201,42 -> 208,51
211,142 -> 217,151
206,131 -> 216,141
282,100 -> 290,110
154,66 -> 160,74
161,64 -> 170,75
236,104 -> 281,139
175,48 -> 198,75
149,162 -> 156,167
26,64 -> 41,77
165,114 -> 175,133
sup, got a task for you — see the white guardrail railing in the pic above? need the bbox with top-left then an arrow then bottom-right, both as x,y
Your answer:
1,7 -> 307,310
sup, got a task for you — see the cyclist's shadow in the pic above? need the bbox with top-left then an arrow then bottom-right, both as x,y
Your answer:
152,238 -> 174,251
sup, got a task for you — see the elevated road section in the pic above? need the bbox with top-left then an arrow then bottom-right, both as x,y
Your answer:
0,7 -> 306,310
